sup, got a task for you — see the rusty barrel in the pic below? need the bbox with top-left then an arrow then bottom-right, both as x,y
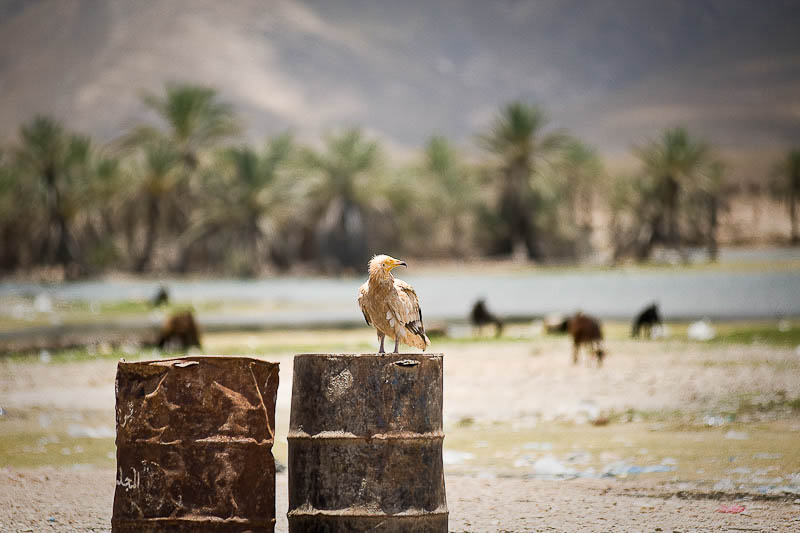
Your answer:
112,356 -> 279,533
288,353 -> 447,532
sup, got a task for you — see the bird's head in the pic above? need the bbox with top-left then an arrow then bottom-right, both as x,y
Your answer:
368,254 -> 407,277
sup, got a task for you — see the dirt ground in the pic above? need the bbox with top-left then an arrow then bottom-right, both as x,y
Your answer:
2,468 -> 800,532
2,329 -> 800,531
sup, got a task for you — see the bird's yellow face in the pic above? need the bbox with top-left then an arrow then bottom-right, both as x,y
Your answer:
381,256 -> 407,272
369,254 -> 407,276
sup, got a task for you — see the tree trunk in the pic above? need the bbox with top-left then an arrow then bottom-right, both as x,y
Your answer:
707,195 -> 718,262
790,187 -> 798,245
497,160 -> 539,260
663,175 -> 680,248
44,167 -> 69,267
135,195 -> 160,272
53,210 -> 72,268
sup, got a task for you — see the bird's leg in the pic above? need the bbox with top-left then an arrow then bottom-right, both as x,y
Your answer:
393,337 -> 399,354
378,333 -> 385,354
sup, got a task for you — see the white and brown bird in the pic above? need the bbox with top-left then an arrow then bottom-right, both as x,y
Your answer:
358,254 -> 430,354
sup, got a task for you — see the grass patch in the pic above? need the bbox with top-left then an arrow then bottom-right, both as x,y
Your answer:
443,419 -> 800,483
0,409 -> 115,468
3,346 -> 155,365
711,323 -> 800,347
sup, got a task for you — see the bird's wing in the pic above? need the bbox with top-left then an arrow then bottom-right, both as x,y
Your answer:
390,279 -> 428,343
358,283 -> 372,326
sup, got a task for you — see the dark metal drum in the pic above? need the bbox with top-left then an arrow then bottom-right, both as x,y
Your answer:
288,353 -> 447,532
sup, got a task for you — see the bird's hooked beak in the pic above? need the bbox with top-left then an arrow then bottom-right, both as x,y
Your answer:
388,258 -> 407,270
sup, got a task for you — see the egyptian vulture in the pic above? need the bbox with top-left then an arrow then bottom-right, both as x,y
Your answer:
358,254 -> 430,353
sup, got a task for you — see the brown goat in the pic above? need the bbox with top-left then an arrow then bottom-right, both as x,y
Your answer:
156,310 -> 201,351
567,312 -> 606,366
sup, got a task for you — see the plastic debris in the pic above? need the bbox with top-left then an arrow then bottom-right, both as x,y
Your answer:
724,430 -> 750,440
713,479 -> 735,491
602,461 -> 676,477
703,415 -> 726,427
39,350 -> 52,364
715,504 -> 745,514
753,452 -> 782,460
522,441 -> 553,451
531,455 -> 578,478
34,293 -> 53,313
67,424 -> 115,439
443,449 -> 475,465
688,319 -> 716,341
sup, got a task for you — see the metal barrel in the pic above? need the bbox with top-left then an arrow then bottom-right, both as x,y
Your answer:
288,353 -> 447,533
112,356 -> 279,533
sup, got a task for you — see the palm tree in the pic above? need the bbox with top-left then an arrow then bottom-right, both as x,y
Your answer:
557,140 -> 602,230
635,127 -> 710,253
771,149 -> 800,244
301,128 -> 381,271
194,134 -> 294,274
123,83 -> 240,272
539,139 -> 604,260
130,84 -> 240,168
421,135 -> 475,256
694,160 -> 726,261
480,102 -> 565,259
128,142 -> 182,272
12,116 -> 94,276
0,148 -> 27,270
66,151 -> 123,271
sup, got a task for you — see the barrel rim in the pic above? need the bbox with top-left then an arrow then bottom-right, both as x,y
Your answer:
112,517 -> 277,525
294,353 -> 444,358
287,509 -> 448,518
287,430 -> 444,440
118,355 -> 280,367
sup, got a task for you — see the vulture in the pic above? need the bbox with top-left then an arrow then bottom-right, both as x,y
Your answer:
358,254 -> 430,354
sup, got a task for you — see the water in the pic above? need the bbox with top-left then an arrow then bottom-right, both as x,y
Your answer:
2,268 -> 799,324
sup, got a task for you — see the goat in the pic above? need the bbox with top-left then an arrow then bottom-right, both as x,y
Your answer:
470,299 -> 503,337
632,303 -> 662,338
567,312 -> 606,366
150,285 -> 169,307
156,310 -> 201,351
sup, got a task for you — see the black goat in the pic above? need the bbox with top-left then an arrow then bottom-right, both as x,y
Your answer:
470,299 -> 503,337
632,303 -> 662,338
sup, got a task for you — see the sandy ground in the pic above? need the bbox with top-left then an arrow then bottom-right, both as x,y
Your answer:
2,332 -> 800,531
2,468 -> 800,533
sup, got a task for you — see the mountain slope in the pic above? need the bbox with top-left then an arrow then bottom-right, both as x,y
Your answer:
0,0 -> 798,160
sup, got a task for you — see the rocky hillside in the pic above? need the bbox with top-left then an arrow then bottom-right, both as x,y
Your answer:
1,0 -> 798,163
